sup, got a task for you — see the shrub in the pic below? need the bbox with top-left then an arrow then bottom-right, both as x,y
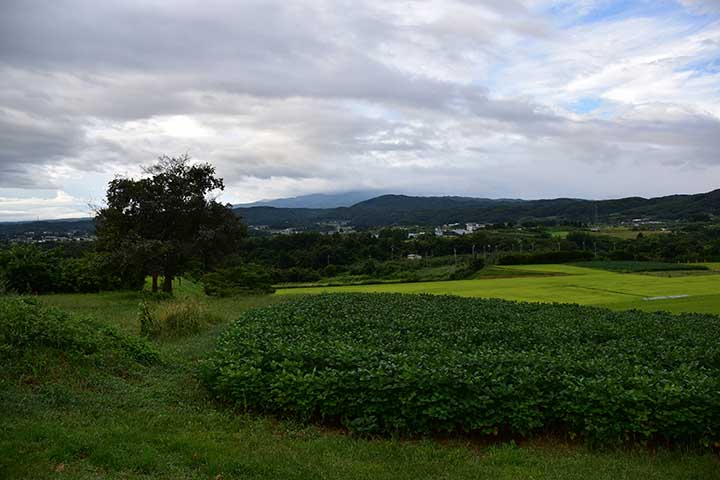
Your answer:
202,293 -> 720,446
272,267 -> 322,284
0,245 -> 130,294
573,261 -> 709,273
203,264 -> 275,296
498,250 -> 594,265
139,299 -> 222,338
0,296 -> 159,378
449,257 -> 485,280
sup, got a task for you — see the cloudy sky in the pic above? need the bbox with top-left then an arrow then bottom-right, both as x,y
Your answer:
1,0 -> 719,220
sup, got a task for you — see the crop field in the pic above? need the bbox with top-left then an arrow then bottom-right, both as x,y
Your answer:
277,264 -> 720,315
204,293 -> 720,444
588,228 -> 671,240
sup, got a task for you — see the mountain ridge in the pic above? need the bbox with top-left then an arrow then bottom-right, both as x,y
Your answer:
234,189 -> 720,227
233,190 -> 386,209
1,189 -> 718,235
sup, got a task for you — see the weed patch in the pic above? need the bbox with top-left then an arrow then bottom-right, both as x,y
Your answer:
0,296 -> 158,382
139,298 -> 223,338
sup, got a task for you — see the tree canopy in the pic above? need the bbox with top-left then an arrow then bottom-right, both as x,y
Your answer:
95,154 -> 246,293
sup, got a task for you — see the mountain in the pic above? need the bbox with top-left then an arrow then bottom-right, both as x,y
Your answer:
234,191 -> 385,209
0,217 -> 95,237
234,189 -> 720,228
2,189 -> 719,237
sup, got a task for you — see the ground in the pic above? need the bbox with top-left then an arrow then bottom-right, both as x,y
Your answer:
277,263 -> 720,315
2,275 -> 720,478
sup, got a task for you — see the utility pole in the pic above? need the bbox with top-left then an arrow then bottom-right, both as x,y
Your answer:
454,247 -> 457,265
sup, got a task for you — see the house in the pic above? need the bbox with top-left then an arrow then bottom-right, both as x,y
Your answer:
465,222 -> 487,232
407,253 -> 423,260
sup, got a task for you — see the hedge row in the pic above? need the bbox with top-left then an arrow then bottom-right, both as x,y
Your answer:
498,250 -> 594,265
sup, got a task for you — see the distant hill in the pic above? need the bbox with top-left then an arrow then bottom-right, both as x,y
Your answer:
234,191 -> 385,209
2,189 -> 719,236
234,189 -> 720,228
0,218 -> 95,237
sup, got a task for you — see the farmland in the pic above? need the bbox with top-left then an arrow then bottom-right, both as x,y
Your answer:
204,293 -> 720,443
3,288 -> 720,478
277,264 -> 720,315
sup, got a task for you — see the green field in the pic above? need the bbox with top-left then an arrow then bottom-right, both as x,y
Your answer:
204,293 -> 720,444
277,264 -> 720,314
3,289 -> 720,479
589,227 -> 671,240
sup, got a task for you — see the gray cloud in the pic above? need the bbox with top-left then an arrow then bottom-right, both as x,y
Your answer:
0,0 -> 719,219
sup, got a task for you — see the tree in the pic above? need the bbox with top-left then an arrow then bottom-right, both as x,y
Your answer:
95,154 -> 246,293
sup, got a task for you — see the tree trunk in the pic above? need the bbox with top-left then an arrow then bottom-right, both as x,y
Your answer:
151,273 -> 159,293
162,274 -> 174,294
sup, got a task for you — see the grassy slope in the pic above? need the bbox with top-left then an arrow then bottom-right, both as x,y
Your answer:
1,290 -> 718,478
277,264 -> 720,315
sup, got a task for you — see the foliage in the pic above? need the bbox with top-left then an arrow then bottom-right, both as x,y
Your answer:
0,296 -> 158,378
203,293 -> 720,445
449,257 -> 485,279
202,264 -> 276,296
240,223 -> 720,286
95,154 -> 246,293
138,298 -> 223,338
572,261 -> 709,273
498,250 -> 594,265
0,244 -> 132,294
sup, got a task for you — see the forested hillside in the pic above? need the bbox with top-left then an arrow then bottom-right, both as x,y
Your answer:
235,189 -> 720,228
2,189 -> 718,235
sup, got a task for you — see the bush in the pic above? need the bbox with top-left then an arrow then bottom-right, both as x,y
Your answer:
270,267 -> 322,284
498,250 -> 594,265
203,264 -> 275,295
0,296 -> 159,378
573,261 -> 709,273
202,293 -> 720,446
139,299 -> 222,338
0,245 -> 129,294
449,257 -> 485,280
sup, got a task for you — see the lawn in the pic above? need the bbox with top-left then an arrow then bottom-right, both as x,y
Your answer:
277,264 -> 720,315
2,289 -> 719,478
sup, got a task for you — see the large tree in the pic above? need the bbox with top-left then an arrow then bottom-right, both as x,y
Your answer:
95,154 -> 246,293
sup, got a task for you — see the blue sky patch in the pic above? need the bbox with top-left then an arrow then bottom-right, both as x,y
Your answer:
571,97 -> 604,114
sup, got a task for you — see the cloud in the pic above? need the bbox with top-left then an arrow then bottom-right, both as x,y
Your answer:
0,0 -> 719,219
680,0 -> 720,14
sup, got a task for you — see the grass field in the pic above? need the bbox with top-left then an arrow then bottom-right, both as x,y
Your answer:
2,287 -> 719,478
277,264 -> 720,315
1,289 -> 716,479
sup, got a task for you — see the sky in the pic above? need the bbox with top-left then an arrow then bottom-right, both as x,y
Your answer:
1,0 -> 720,221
